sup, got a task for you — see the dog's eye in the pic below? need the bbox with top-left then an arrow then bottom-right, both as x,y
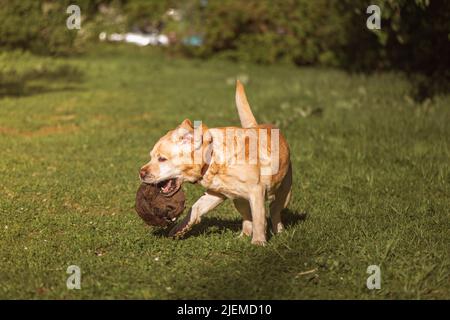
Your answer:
158,156 -> 167,162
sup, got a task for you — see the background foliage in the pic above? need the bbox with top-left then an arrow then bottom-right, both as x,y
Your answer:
0,0 -> 448,98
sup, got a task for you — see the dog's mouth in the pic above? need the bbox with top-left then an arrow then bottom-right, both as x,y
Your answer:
157,178 -> 182,197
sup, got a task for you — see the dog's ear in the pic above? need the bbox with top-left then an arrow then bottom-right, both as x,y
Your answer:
178,129 -> 194,145
175,127 -> 203,150
180,119 -> 193,129
176,119 -> 194,145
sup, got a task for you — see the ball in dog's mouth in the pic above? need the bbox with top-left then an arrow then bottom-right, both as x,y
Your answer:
135,180 -> 185,227
157,178 -> 182,197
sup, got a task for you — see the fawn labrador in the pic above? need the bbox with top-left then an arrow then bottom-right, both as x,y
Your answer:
139,81 -> 292,245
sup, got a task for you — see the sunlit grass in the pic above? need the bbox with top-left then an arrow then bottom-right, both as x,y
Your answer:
0,45 -> 448,299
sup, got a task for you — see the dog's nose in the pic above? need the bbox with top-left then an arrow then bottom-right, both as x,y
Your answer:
139,169 -> 147,179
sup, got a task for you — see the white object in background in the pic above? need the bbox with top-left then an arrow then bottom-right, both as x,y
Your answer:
99,32 -> 169,46
109,33 -> 125,42
99,32 -> 107,41
125,33 -> 158,46
158,34 -> 169,46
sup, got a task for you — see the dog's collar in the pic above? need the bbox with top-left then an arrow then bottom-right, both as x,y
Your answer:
200,161 -> 210,179
196,145 -> 213,184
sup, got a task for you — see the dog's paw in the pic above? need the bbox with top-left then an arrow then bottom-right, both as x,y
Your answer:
251,238 -> 267,246
169,219 -> 192,238
239,229 -> 252,238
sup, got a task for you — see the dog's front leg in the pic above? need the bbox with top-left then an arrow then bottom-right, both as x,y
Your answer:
169,191 -> 225,238
249,186 -> 267,245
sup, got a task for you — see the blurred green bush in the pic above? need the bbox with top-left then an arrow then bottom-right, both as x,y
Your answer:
181,0 -> 348,66
0,0 -> 448,97
0,0 -> 121,55
0,0 -> 76,55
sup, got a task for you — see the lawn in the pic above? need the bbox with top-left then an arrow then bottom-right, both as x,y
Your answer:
0,45 -> 448,299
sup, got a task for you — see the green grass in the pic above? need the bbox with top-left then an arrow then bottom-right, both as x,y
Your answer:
0,45 -> 449,299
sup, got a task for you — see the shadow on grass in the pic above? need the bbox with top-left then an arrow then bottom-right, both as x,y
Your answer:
163,209 -> 311,299
283,209 -> 308,228
0,64 -> 84,98
0,84 -> 82,98
151,208 -> 308,238
150,216 -> 241,238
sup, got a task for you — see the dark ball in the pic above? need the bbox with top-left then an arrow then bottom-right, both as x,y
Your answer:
135,183 -> 185,227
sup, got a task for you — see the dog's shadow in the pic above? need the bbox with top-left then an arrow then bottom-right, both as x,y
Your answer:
151,208 -> 308,238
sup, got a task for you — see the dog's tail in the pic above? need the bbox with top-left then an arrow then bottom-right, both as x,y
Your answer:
235,80 -> 258,128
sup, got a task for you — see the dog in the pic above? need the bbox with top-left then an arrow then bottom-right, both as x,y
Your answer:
139,80 -> 292,245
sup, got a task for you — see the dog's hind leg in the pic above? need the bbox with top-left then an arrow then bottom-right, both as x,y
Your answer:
269,164 -> 292,234
249,185 -> 267,245
233,198 -> 252,237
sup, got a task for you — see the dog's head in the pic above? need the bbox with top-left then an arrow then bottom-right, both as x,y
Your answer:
139,119 -> 210,195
